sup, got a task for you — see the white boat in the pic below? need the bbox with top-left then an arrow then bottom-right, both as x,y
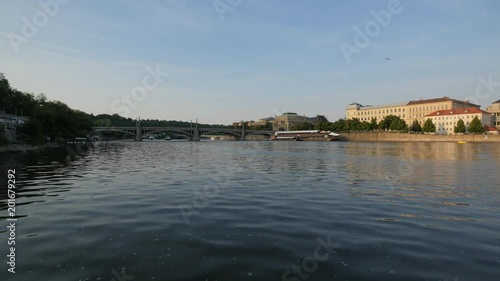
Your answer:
326,132 -> 341,141
164,136 -> 171,140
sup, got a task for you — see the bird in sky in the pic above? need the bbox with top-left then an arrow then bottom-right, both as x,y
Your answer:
385,57 -> 391,61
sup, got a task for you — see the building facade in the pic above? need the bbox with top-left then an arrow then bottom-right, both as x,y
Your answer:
232,117 -> 275,128
425,108 -> 491,135
273,112 -> 312,131
346,102 -> 407,123
346,97 -> 480,126
486,99 -> 500,129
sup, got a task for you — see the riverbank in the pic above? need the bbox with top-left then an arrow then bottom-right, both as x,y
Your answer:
0,143 -> 63,153
341,132 -> 500,143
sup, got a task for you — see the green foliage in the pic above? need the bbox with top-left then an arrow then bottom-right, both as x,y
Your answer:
345,118 -> 362,131
379,115 -> 407,131
422,118 -> 436,133
1,73 -> 235,144
321,117 -> 380,132
1,74 -> 93,142
21,119 -> 45,144
369,118 -> 378,130
330,119 -> 346,132
468,116 -> 484,133
389,119 -> 408,131
314,120 -> 331,131
291,122 -> 314,130
410,120 -> 422,132
454,119 -> 466,134
92,113 -> 231,129
1,73 -> 38,117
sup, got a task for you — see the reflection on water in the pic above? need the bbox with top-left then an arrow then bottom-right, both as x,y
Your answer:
0,141 -> 499,281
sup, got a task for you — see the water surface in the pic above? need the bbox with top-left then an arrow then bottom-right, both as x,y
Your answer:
1,141 -> 499,280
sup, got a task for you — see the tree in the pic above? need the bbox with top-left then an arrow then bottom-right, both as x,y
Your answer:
291,122 -> 314,130
369,118 -> 378,131
468,116 -> 484,134
454,119 -> 466,134
346,118 -> 363,131
360,121 -> 371,131
330,119 -> 347,132
0,73 -> 10,96
422,118 -> 436,133
389,119 -> 408,131
410,119 -> 422,132
21,119 -> 44,144
379,115 -> 406,131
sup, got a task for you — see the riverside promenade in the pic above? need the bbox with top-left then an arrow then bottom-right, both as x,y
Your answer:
342,132 -> 500,143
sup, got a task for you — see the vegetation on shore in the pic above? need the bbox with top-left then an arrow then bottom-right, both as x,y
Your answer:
0,73 -> 230,145
289,115 -> 410,133
292,114 -> 487,135
1,72 -> 489,145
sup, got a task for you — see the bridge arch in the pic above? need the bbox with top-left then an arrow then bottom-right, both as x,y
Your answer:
144,129 -> 194,137
93,128 -> 136,136
199,130 -> 242,138
246,131 -> 274,137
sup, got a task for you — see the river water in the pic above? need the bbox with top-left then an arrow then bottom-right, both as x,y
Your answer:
1,141 -> 499,281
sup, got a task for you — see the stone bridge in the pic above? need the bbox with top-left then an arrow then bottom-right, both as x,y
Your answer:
92,124 -> 273,141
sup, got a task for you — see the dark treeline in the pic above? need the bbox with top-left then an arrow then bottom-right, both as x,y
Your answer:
0,73 -> 229,144
93,114 -> 230,129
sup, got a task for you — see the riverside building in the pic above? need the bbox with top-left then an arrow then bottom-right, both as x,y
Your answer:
346,97 -> 480,125
425,107 -> 491,135
486,99 -> 500,130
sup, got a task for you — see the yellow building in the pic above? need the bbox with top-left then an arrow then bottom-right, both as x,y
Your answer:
346,102 -> 407,123
425,107 -> 491,135
486,99 -> 500,129
273,112 -> 312,131
346,97 -> 480,125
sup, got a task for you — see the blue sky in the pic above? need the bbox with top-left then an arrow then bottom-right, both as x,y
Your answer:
1,0 -> 500,124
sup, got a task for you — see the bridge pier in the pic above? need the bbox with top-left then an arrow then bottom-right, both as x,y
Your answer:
190,122 -> 200,141
135,119 -> 142,141
239,120 -> 246,141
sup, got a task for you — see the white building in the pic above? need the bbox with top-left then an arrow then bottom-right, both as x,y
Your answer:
425,107 -> 491,135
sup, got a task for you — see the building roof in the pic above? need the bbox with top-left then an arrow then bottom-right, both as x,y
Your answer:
484,126 -> 498,132
493,99 -> 500,104
346,103 -> 362,110
260,117 -> 275,121
425,107 -> 490,117
407,96 -> 479,107
357,102 -> 408,110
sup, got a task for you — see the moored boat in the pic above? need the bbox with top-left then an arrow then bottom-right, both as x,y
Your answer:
271,130 -> 341,141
